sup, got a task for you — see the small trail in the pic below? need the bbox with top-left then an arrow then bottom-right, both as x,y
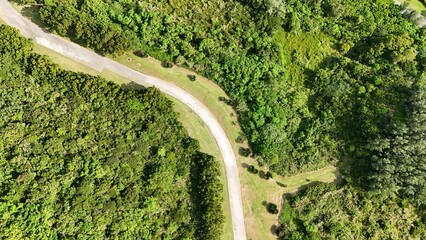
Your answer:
0,0 -> 247,239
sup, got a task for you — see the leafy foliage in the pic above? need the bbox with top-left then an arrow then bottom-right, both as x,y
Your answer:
278,182 -> 426,239
190,153 -> 225,240
366,76 -> 426,206
9,0 -> 426,236
0,24 -> 223,239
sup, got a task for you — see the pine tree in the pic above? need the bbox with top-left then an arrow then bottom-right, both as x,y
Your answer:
368,75 -> 426,206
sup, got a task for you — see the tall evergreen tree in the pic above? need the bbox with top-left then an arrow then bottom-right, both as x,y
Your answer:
368,75 -> 426,206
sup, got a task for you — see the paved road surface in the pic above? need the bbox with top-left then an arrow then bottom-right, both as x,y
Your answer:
0,0 -> 247,239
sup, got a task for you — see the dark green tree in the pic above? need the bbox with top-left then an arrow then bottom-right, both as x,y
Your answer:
368,76 -> 426,206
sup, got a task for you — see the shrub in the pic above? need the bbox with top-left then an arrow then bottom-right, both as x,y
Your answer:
267,203 -> 279,214
247,165 -> 259,174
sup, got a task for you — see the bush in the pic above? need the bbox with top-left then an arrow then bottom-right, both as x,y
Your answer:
188,74 -> 196,82
239,147 -> 250,157
161,61 -> 173,68
267,203 -> 279,214
247,165 -> 259,174
134,49 -> 148,58
265,171 -> 273,179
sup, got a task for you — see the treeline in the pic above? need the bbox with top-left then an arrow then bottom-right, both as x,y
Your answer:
365,77 -> 426,207
278,182 -> 426,239
0,24 -> 223,239
248,0 -> 426,208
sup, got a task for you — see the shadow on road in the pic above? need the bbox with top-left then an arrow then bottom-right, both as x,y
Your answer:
21,5 -> 49,32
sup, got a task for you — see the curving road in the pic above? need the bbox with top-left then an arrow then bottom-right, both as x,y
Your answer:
0,0 -> 246,239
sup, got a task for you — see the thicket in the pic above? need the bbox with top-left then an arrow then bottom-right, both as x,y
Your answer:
0,24 -> 223,239
278,182 -> 426,239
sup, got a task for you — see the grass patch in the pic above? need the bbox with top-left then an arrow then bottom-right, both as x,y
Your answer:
400,0 -> 426,13
273,29 -> 335,85
239,160 -> 338,239
11,3 -> 47,29
276,165 -> 339,194
33,44 -> 99,76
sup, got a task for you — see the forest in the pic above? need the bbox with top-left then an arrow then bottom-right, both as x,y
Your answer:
0,24 -> 223,239
8,0 -> 426,237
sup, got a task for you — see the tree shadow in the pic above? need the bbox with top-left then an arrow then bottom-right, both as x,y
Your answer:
19,4 -> 104,55
133,50 -> 148,58
270,224 -> 280,237
121,81 -> 146,91
332,167 -> 345,185
259,170 -> 266,179
295,180 -> 323,193
244,164 -> 259,174
282,192 -> 295,199
188,153 -> 204,237
21,5 -> 50,33
263,201 -> 279,214
187,74 -> 196,82
276,181 -> 287,188
218,96 -> 233,106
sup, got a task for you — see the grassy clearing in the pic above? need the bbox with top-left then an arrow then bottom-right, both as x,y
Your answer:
273,29 -> 335,85
239,159 -> 338,239
400,0 -> 426,13
276,165 -> 339,194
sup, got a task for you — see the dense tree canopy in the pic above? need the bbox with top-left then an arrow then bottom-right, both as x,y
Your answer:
366,76 -> 426,206
278,182 -> 426,239
0,24 -> 223,239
